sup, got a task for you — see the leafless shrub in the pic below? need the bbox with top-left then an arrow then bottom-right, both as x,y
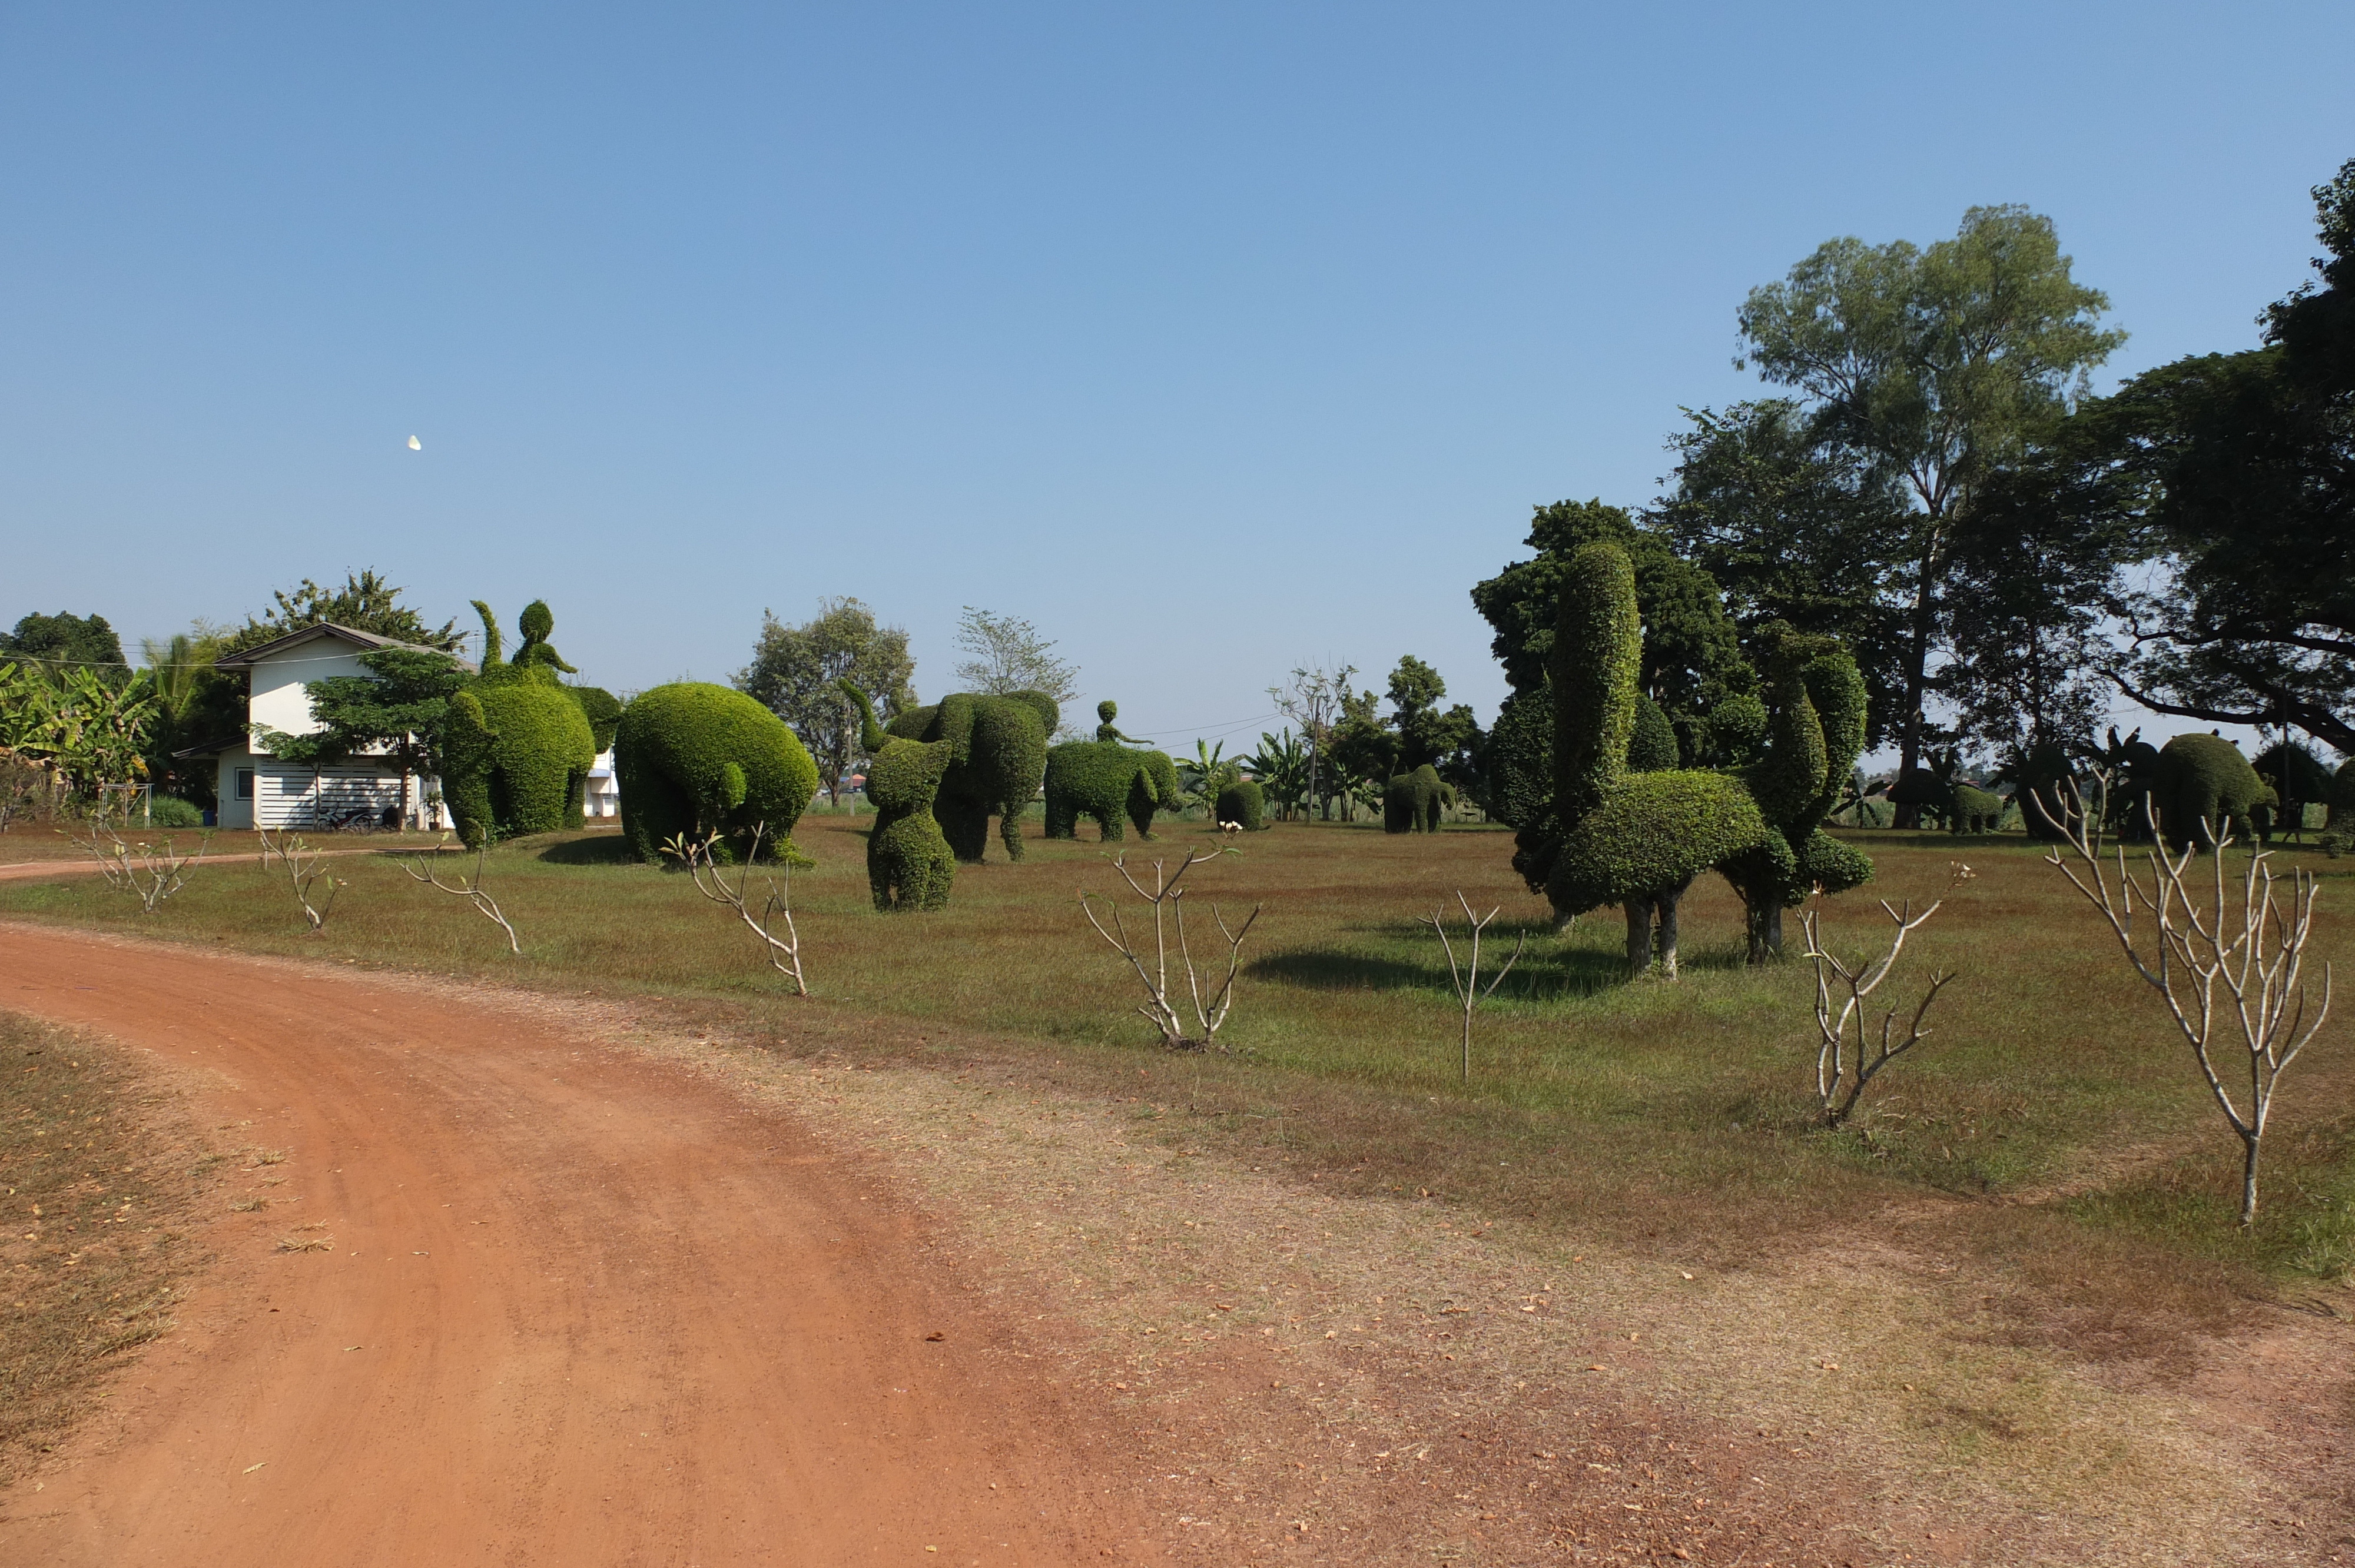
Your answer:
402,834 -> 520,955
1802,880 -> 1961,1128
71,814 -> 209,912
1418,892 -> 1527,1082
257,829 -> 345,932
2042,773 -> 2331,1225
1080,847 -> 1259,1051
659,822 -> 809,996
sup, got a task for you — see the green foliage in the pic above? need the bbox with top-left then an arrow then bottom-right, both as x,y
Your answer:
5,665 -> 157,798
223,570 -> 463,656
2323,758 -> 2355,857
1482,689 -> 1551,833
146,795 -> 205,828
303,646 -> 472,799
1043,739 -> 1170,842
1626,696 -> 1679,773
1216,779 -> 1266,831
1382,763 -> 1455,833
884,690 -> 1051,862
570,685 -> 623,753
1547,770 -> 1766,916
440,604 -> 600,846
2149,733 -> 2274,851
953,607 -> 1080,729
1737,205 -> 2125,790
737,597 -> 916,803
841,682 -> 954,910
616,682 -> 817,863
1551,542 -> 1640,826
1239,729 -> 1311,820
1,612 -> 125,678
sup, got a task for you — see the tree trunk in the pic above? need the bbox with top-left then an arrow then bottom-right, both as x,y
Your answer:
1893,527 -> 1945,830
1654,891 -> 1681,979
2241,1135 -> 2261,1227
1624,898 -> 1654,976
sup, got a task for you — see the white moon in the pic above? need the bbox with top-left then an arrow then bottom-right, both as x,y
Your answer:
407,435 -> 422,451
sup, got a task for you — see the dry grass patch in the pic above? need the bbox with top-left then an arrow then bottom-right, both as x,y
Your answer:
0,1012 -> 222,1485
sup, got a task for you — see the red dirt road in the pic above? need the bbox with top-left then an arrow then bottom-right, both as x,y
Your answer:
0,924 -> 1158,1566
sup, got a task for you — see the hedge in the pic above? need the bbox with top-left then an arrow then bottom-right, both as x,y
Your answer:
887,691 -> 1052,862
1216,779 -> 1266,831
614,682 -> 818,863
1382,763 -> 1455,833
1044,740 -> 1169,842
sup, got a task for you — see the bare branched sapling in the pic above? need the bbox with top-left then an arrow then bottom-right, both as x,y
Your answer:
257,829 -> 344,931
1419,892 -> 1527,1082
2041,774 -> 2330,1225
1802,879 -> 1961,1128
660,822 -> 810,996
71,813 -> 209,912
1080,848 -> 1260,1051
402,834 -> 521,955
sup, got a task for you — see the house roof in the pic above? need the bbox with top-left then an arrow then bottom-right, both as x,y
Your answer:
213,623 -> 475,672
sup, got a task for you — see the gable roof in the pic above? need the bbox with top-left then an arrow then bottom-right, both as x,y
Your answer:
213,623 -> 475,672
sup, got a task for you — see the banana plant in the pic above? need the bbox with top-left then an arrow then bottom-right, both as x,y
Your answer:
1177,739 -> 1242,819
1239,728 -> 1310,820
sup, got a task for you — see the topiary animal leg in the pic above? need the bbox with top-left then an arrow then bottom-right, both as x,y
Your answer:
997,800 -> 1027,861
937,795 -> 990,863
1654,892 -> 1681,979
1624,897 -> 1655,976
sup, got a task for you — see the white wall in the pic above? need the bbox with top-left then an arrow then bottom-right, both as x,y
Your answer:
246,643 -> 372,753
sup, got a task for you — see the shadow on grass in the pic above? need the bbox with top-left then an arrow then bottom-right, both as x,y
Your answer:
1250,941 -> 1677,1001
534,835 -> 639,866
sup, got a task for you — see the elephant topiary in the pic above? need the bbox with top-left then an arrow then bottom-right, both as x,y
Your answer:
884,690 -> 1055,862
613,682 -> 819,863
842,682 -> 954,909
1043,737 -> 1177,842
442,600 -> 599,847
1382,763 -> 1455,833
2147,733 -> 2275,851
1890,752 -> 2004,834
2254,739 -> 2334,842
1215,779 -> 1266,831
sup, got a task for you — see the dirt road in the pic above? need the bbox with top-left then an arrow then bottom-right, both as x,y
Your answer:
0,924 -> 1159,1566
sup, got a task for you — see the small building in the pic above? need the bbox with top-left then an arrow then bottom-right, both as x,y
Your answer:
584,749 -> 619,818
198,624 -> 469,832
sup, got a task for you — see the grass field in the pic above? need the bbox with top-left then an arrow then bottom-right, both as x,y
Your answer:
0,1014 -> 220,1484
4,810 -> 2350,1331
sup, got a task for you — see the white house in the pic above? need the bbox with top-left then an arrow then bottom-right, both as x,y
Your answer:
200,624 -> 469,831
585,749 -> 619,818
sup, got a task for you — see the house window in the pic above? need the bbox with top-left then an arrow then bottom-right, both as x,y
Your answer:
235,769 -> 256,800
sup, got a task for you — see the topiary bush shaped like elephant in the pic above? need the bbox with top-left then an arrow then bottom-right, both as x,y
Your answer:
2147,732 -> 2276,852
442,600 -> 598,848
884,690 -> 1055,862
1044,735 -> 1177,842
613,682 -> 818,863
841,681 -> 954,910
1382,763 -> 1456,833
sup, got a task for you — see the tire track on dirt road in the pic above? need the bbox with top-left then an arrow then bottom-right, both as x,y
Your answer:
0,922 -> 1160,1567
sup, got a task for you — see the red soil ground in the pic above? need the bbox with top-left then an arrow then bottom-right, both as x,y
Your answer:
0,923 -> 1160,1567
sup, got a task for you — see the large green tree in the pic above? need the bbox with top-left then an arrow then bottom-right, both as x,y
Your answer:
1,612 -> 126,680
1651,401 -> 1912,746
1736,206 -> 2124,813
737,597 -> 916,803
2079,161 -> 2355,752
223,570 -> 464,657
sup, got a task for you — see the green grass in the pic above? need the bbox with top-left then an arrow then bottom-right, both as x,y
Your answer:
5,813 -> 2351,1328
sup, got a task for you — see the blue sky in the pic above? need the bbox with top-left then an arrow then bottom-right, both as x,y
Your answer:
4,3 -> 2350,752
